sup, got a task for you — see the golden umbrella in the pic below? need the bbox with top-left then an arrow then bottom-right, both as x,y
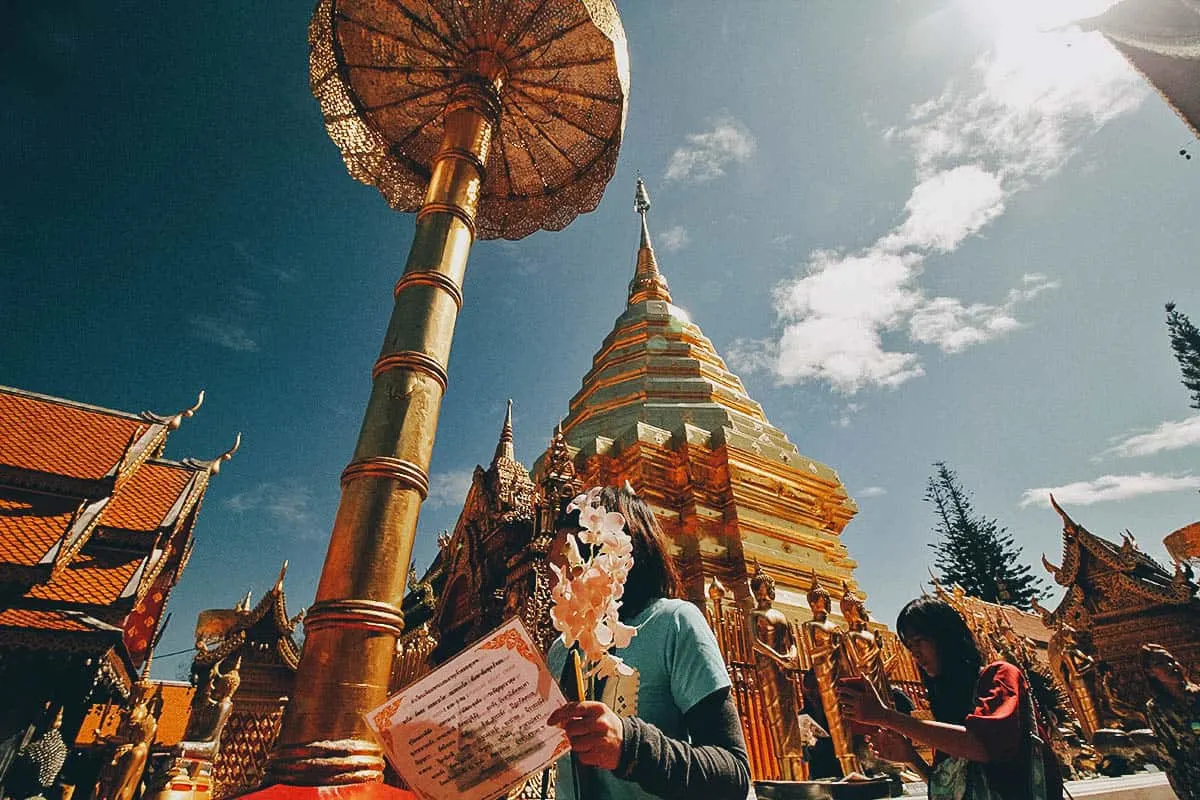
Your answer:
266,0 -> 629,788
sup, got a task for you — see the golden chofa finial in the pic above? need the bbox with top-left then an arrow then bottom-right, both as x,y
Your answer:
207,432 -> 241,475
274,560 -> 289,592
169,390 -> 205,430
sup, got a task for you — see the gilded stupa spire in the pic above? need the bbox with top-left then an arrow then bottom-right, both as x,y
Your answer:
628,177 -> 672,305
492,399 -> 515,465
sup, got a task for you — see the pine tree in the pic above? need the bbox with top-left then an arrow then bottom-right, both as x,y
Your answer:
925,462 -> 1047,610
1165,302 -> 1200,410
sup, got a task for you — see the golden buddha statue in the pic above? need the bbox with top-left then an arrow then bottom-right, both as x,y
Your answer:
748,562 -> 805,779
800,571 -> 859,777
838,582 -> 892,708
1048,624 -> 1103,740
94,680 -> 158,800
145,655 -> 243,800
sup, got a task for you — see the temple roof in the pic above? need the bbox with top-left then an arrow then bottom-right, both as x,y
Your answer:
1084,0 -> 1200,58
554,182 -> 843,486
75,681 -> 196,748
1038,496 -> 1195,626
194,562 -> 303,671
0,385 -> 231,682
1081,0 -> 1200,137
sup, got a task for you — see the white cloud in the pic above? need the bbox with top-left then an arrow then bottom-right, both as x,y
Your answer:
857,486 -> 887,498
426,469 -> 475,509
1101,414 -> 1200,459
660,225 -> 689,252
1020,473 -> 1200,508
909,273 -> 1059,354
224,480 -> 313,524
880,166 -> 1005,254
735,21 -> 1143,395
664,117 -> 755,184
189,315 -> 259,352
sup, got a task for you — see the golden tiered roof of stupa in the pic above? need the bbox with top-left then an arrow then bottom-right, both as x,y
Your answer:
542,180 -> 860,615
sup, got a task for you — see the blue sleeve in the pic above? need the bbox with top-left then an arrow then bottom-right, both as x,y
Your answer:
667,601 -> 731,715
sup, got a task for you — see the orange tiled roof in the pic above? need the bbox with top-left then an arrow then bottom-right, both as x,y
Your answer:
27,549 -> 142,606
75,682 -> 196,747
0,389 -> 149,481
0,491 -> 76,567
0,608 -> 94,632
102,462 -> 194,532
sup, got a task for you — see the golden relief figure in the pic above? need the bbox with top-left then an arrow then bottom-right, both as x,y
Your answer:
93,681 -> 158,800
748,563 -> 805,779
1049,624 -> 1104,740
800,572 -> 859,777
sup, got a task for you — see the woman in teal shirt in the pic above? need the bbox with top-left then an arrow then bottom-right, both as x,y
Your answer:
546,485 -> 752,800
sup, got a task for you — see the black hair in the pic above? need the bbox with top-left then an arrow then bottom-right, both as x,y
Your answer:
556,485 -> 681,620
896,595 -> 984,724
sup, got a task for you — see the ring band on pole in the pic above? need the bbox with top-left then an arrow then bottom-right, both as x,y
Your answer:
371,350 -> 449,391
340,456 -> 430,498
393,271 -> 464,310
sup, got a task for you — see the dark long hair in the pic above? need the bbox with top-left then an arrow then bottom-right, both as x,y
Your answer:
557,485 -> 681,620
896,596 -> 984,724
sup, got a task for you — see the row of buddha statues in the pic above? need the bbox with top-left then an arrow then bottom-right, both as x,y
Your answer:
744,564 -> 895,781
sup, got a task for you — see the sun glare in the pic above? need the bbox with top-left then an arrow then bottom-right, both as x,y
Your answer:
967,0 -> 1123,34
959,0 -> 1135,113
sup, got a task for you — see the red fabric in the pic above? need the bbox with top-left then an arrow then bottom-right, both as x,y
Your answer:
960,661 -> 1063,800
963,661 -> 1023,764
239,783 -> 417,800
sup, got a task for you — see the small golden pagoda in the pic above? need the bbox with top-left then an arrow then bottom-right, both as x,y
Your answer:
534,179 -> 861,613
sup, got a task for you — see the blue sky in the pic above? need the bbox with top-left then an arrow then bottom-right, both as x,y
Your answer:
4,1 -> 1200,675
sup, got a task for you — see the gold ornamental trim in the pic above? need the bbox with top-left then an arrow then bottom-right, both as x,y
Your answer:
371,351 -> 449,392
393,271 -> 465,310
302,599 -> 405,637
340,457 -> 429,499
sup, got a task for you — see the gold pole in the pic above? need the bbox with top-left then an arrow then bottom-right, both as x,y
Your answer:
267,65 -> 503,787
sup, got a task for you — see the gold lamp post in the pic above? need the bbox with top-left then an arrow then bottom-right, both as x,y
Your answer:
266,0 -> 629,790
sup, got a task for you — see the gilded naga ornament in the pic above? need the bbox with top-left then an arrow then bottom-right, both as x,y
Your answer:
800,571 -> 859,777
748,562 -> 805,779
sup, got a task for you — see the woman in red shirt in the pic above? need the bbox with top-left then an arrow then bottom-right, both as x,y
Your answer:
837,596 -> 1063,800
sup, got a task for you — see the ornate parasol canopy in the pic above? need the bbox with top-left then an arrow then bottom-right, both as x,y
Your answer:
309,0 -> 630,241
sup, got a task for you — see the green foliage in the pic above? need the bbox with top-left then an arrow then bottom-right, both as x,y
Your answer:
925,462 -> 1047,610
1165,302 -> 1200,410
